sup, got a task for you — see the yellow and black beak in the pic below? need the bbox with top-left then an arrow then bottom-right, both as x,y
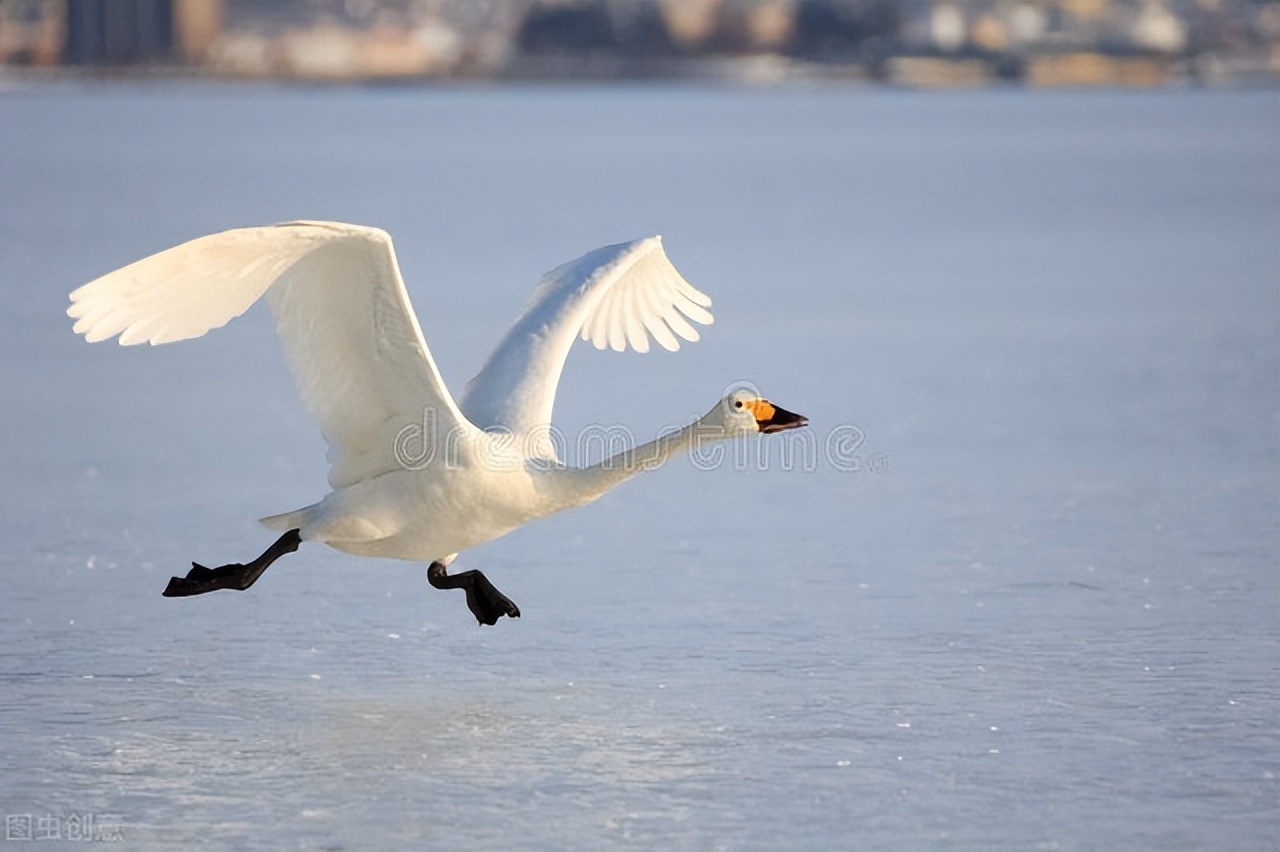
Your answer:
744,399 -> 809,434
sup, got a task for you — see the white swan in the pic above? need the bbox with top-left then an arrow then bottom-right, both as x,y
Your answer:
68,221 -> 807,624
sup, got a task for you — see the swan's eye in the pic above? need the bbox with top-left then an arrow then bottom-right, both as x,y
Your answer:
734,400 -> 743,409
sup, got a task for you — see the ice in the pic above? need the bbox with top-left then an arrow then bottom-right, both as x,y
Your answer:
1,84 -> 1277,850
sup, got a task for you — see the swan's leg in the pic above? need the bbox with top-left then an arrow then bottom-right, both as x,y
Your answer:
427,562 -> 521,626
162,529 -> 302,597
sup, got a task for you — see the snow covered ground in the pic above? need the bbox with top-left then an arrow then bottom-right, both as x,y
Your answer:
1,83 -> 1276,850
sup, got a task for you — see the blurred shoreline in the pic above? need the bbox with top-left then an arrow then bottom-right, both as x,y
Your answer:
1,0 -> 1276,89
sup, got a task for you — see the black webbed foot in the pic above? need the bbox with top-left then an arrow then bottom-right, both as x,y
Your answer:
427,562 -> 520,626
162,529 -> 301,597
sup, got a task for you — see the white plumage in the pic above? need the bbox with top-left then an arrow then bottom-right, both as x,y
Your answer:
68,221 -> 804,620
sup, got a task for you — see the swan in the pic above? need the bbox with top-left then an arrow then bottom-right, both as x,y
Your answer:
67,221 -> 807,624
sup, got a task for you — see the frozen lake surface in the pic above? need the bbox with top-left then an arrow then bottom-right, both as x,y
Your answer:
1,84 -> 1277,850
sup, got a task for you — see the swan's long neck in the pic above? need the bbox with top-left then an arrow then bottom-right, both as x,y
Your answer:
553,416 -> 723,509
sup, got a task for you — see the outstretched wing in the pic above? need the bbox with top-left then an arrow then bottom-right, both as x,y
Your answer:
68,221 -> 475,488
459,237 -> 712,458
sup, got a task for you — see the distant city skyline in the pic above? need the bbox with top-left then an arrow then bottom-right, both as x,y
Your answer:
1,0 -> 1276,86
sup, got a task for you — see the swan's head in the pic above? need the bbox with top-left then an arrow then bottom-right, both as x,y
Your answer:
709,389 -> 808,437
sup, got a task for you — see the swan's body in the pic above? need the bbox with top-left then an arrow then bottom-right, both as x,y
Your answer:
68,221 -> 806,622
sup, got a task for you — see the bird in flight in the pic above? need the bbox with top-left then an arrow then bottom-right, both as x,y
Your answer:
68,222 -> 807,625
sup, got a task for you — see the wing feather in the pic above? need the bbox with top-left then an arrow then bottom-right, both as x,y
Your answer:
68,221 -> 474,488
623,261 -> 654,352
459,236 -> 712,457
606,283 -> 629,353
661,299 -> 702,343
636,277 -> 682,352
675,293 -> 714,326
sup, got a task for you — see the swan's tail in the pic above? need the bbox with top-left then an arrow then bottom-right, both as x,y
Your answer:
260,499 -> 386,544
260,508 -> 311,533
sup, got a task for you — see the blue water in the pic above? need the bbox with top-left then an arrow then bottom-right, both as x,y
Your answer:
2,83 -> 1277,850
